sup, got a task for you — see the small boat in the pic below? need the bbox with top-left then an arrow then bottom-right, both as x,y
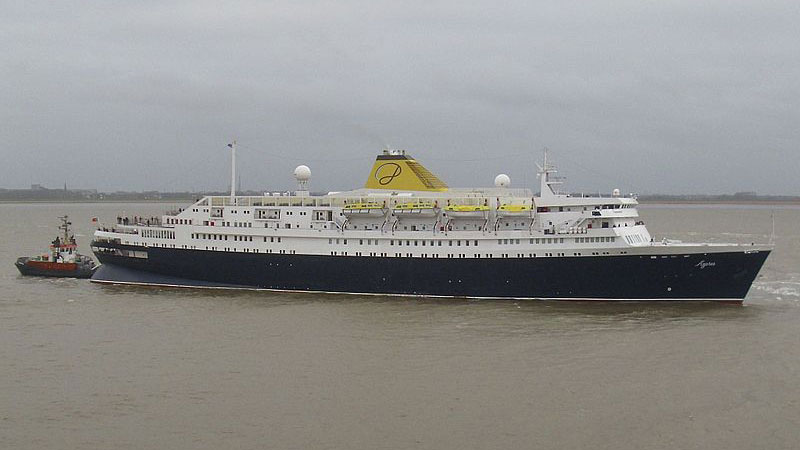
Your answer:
444,204 -> 489,218
342,201 -> 386,216
392,201 -> 438,216
15,216 -> 97,278
496,204 -> 532,217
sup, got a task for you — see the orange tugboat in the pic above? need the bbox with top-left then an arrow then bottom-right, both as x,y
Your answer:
15,216 -> 97,278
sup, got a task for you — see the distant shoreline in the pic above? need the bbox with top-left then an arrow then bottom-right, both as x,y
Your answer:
0,199 -> 193,204
2,198 -> 799,206
639,199 -> 800,206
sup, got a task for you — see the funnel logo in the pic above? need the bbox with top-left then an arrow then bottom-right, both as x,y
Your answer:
375,163 -> 402,185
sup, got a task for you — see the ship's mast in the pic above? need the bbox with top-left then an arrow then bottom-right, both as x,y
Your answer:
58,216 -> 71,242
229,140 -> 237,203
541,147 -> 548,196
536,148 -> 564,200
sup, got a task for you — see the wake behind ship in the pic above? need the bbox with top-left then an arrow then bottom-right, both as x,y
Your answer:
90,148 -> 771,302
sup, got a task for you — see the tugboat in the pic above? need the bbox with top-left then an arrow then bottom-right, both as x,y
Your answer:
16,216 -> 97,278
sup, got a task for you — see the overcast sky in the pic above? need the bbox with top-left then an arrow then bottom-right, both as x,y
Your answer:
1,0 -> 798,194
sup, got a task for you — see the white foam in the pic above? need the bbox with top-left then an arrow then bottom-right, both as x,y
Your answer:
753,281 -> 800,299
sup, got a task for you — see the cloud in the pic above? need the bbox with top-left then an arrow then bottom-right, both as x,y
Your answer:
1,0 -> 798,194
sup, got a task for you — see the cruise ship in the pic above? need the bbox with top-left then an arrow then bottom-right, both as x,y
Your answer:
90,148 -> 771,302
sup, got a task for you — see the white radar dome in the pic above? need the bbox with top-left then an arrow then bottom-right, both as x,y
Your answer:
612,188 -> 620,197
294,165 -> 311,181
494,174 -> 511,187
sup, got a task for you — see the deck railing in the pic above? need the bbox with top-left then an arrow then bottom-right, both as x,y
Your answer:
203,194 -> 533,209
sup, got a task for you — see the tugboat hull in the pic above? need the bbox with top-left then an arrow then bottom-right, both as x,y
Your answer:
15,257 -> 96,279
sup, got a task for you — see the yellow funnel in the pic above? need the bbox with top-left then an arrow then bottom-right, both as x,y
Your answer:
364,151 -> 448,192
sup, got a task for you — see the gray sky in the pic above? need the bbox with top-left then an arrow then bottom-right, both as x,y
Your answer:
2,0 -> 798,194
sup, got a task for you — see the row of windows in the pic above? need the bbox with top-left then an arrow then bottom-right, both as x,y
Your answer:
223,221 -> 252,228
188,234 -> 618,247
324,251 -> 618,258
575,237 -> 616,243
195,247 -> 297,254
130,239 -> 631,258
499,238 -> 565,245
165,218 -> 192,225
538,204 -> 634,213
191,233 -> 267,242
131,239 -> 633,258
328,238 -> 481,247
326,237 -> 610,246
141,229 -> 175,239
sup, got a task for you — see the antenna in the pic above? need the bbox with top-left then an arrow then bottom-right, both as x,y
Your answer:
543,146 -> 548,172
58,215 -> 71,242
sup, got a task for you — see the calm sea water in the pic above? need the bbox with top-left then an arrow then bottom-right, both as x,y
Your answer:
1,202 -> 798,450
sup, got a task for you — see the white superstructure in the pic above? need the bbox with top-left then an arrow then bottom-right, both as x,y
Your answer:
94,150 -> 750,260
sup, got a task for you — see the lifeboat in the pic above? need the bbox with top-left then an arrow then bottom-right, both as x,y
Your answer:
496,204 -> 532,217
443,204 -> 489,218
342,201 -> 386,217
392,201 -> 438,217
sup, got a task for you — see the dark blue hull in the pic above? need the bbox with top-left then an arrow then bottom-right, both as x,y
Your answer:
90,242 -> 769,301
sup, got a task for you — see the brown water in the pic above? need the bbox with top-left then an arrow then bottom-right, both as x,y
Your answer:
1,203 -> 798,449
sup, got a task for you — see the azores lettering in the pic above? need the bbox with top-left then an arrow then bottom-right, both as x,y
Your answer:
695,260 -> 716,269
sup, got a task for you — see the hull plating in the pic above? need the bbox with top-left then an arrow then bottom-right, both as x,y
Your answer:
91,243 -> 769,301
